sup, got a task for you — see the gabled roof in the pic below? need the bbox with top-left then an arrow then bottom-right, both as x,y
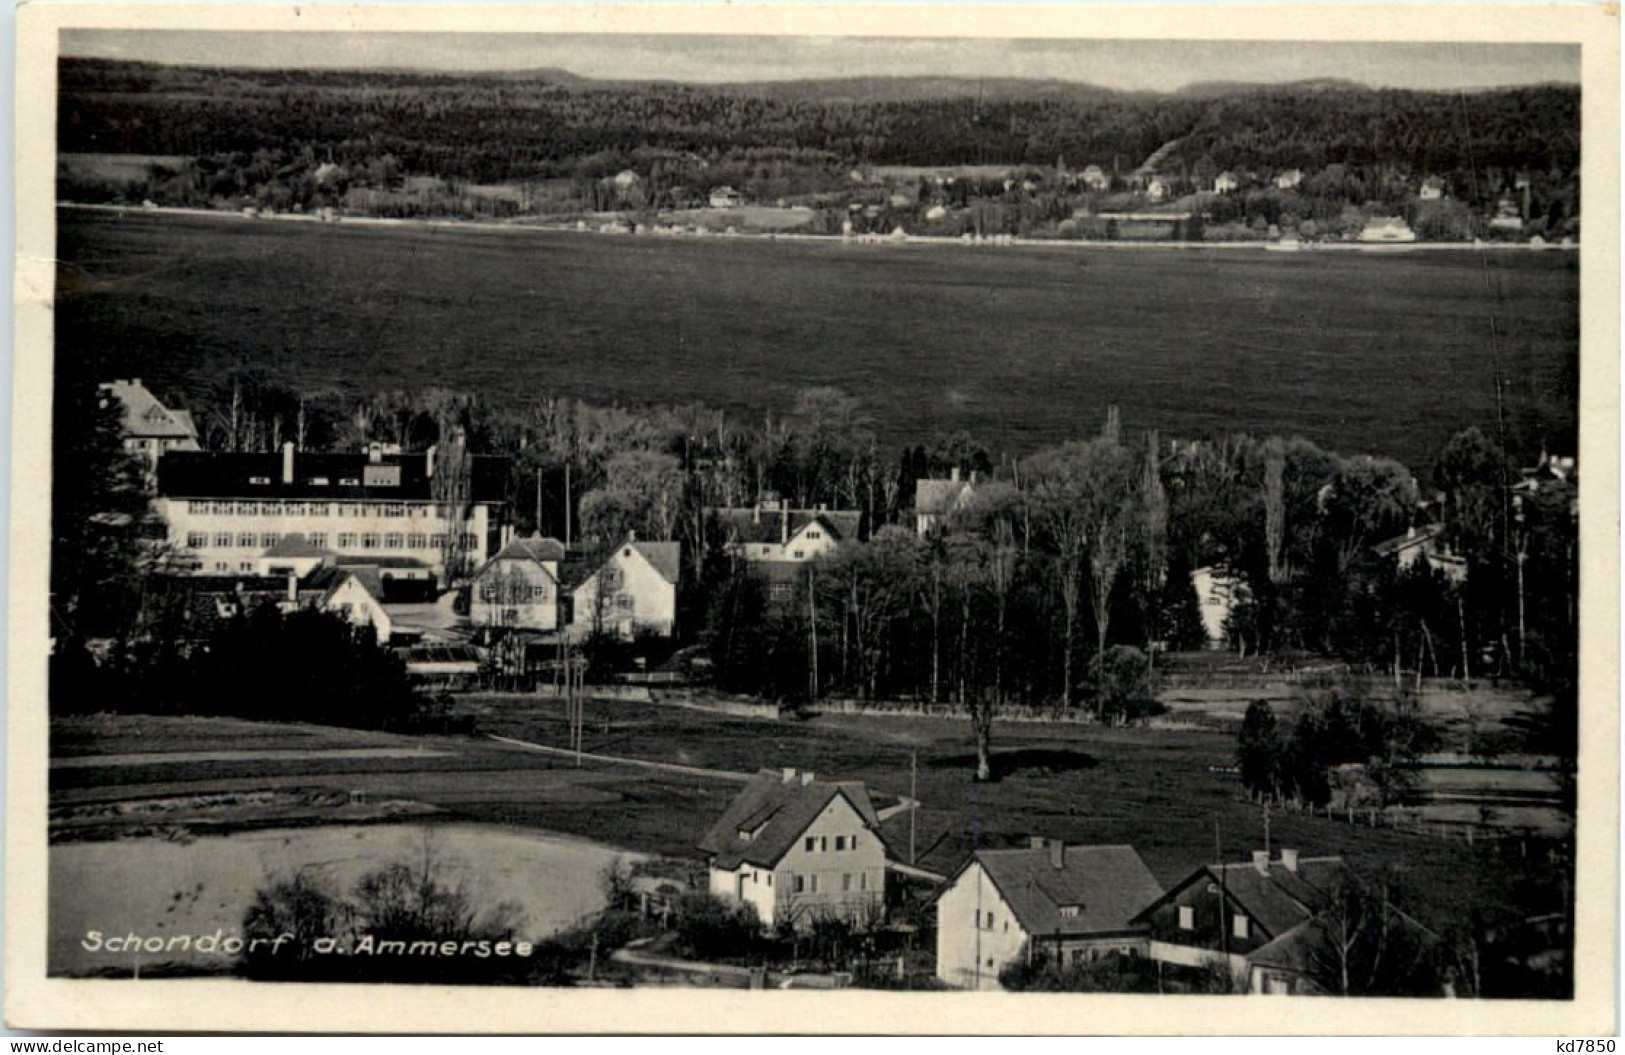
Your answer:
99,380 -> 198,441
960,844 -> 1164,938
698,769 -> 881,871
630,540 -> 681,585
487,536 -> 567,565
1131,856 -> 1346,941
708,506 -> 863,547
303,564 -> 385,605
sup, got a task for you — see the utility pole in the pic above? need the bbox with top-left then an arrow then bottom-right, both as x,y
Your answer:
564,461 -> 573,548
909,751 -> 918,866
807,561 -> 819,701
1262,802 -> 1271,859
534,467 -> 543,535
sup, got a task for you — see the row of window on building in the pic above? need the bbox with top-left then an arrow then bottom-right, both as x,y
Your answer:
183,500 -> 445,520
185,531 -> 473,551
791,872 -> 869,894
1174,904 -> 1250,939
803,834 -> 862,853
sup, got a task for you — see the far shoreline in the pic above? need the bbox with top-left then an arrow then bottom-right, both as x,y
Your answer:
57,201 -> 1580,256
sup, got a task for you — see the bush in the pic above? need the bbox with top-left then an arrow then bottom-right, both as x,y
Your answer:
670,893 -> 761,961
1086,645 -> 1165,725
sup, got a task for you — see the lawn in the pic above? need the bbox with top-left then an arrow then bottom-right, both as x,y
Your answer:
54,209 -> 1577,469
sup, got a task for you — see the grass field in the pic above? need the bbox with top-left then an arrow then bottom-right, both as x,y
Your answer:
54,209 -> 1578,467
52,706 -> 1569,948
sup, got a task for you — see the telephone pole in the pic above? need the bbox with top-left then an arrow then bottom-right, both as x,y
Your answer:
909,751 -> 918,866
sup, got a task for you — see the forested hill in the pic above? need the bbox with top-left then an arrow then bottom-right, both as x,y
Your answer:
60,57 -> 1578,190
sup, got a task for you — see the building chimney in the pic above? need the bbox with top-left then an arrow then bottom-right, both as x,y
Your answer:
1049,839 -> 1065,870
282,442 -> 296,485
800,771 -> 815,786
426,443 -> 437,479
782,768 -> 796,784
286,571 -> 299,603
781,510 -> 790,546
1252,850 -> 1270,875
131,377 -> 141,388
1280,848 -> 1299,873
753,502 -> 762,526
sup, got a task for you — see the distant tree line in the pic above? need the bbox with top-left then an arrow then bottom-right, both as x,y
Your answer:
58,59 -> 1580,239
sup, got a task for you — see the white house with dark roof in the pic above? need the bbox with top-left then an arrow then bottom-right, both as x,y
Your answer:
1372,523 -> 1467,584
708,499 -> 862,565
565,534 -> 681,641
698,768 -> 887,929
99,378 -> 201,471
934,839 -> 1164,990
1214,171 -> 1240,194
468,536 -> 566,631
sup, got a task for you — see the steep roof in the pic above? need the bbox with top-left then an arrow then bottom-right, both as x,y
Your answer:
968,844 -> 1164,938
709,506 -> 863,547
1133,856 -> 1346,941
303,564 -> 385,604
631,540 -> 681,585
157,450 -> 509,503
1373,524 -> 1446,556
99,380 -> 198,441
487,536 -> 567,565
698,769 -> 881,871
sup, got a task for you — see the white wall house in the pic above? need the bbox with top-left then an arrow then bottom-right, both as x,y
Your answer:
698,769 -> 887,929
468,537 -> 565,632
305,566 -> 393,646
567,536 -> 680,641
935,841 -> 1163,990
99,378 -> 201,473
708,501 -> 862,565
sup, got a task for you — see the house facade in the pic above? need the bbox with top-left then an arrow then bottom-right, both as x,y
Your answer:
567,535 -> 680,641
100,378 -> 201,471
1191,566 -> 1247,648
469,536 -> 566,632
1214,171 -> 1240,194
935,840 -> 1163,990
1373,523 -> 1468,584
158,444 -> 509,581
1358,216 -> 1418,243
709,500 -> 861,565
698,769 -> 887,929
1132,849 -> 1344,994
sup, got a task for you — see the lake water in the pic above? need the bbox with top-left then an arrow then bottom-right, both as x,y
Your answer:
48,823 -> 641,977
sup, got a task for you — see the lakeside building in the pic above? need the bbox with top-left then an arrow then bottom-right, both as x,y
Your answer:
934,841 -> 1163,990
99,378 -> 201,472
1213,171 -> 1240,194
156,443 -> 510,582
1359,216 -> 1418,243
699,768 -> 888,929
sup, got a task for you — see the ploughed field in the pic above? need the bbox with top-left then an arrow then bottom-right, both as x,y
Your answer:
55,209 -> 1578,467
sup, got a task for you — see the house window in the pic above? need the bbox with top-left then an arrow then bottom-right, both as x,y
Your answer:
311,502 -> 330,516
793,550 -> 805,559
809,875 -> 819,894
807,530 -> 822,539
601,568 -> 623,591
237,533 -> 256,548
1232,914 -> 1250,940
238,561 -> 253,572
793,875 -> 805,894
363,504 -> 382,518
480,581 -> 499,602
804,837 -> 816,853
310,477 -> 329,488
429,534 -> 447,550
462,533 -> 478,551
236,502 -> 257,516
766,874 -> 772,888
308,533 -> 327,549
261,533 -> 279,548
285,502 -> 306,517
340,503 -> 362,517
737,830 -> 752,843
213,561 -> 228,573
615,594 -> 635,613
842,874 -> 852,892
256,502 -> 277,516
384,504 -> 405,518
530,585 -> 551,603
769,583 -> 793,602
187,532 -> 208,549
338,532 -> 358,549
407,533 -> 427,549
339,477 -> 360,487
834,836 -> 846,851
859,873 -> 867,892
984,911 -> 995,930
214,533 -> 231,548
1178,906 -> 1195,931
819,837 -> 828,853
249,476 -> 271,486
1058,905 -> 1081,919
361,533 -> 380,550
385,533 -> 404,550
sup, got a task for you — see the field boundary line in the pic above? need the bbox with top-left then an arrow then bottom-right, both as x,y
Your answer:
485,733 -> 754,783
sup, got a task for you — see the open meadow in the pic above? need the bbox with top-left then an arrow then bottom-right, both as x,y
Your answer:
55,208 -> 1577,467
51,701 -> 1569,974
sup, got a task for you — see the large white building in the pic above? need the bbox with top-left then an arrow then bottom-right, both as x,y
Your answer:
156,443 -> 510,582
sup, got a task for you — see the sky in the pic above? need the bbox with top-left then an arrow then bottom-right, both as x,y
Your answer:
61,31 -> 1578,92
